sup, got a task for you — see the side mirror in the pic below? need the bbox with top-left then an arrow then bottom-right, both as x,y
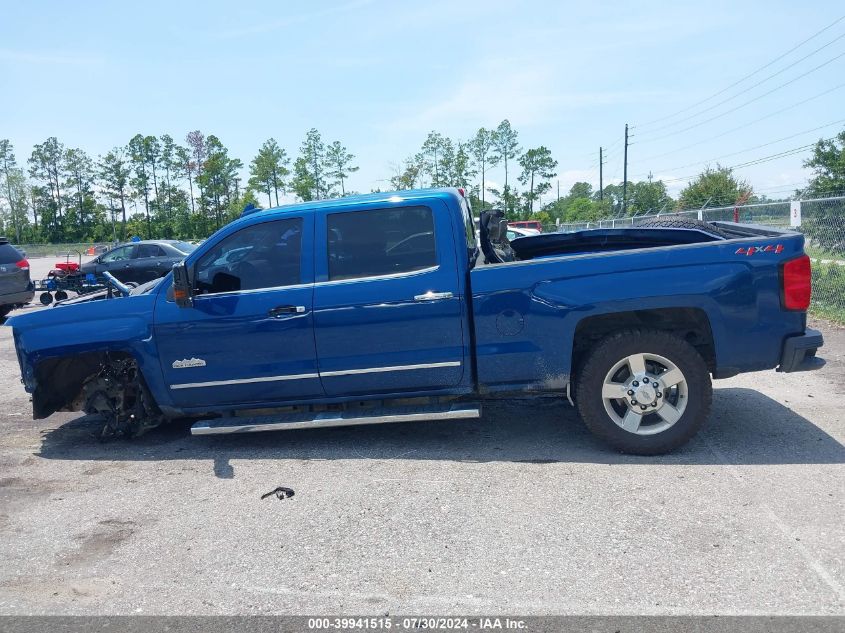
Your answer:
171,262 -> 194,308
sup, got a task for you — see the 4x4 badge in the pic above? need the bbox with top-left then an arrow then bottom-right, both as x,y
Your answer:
172,358 -> 206,369
735,244 -> 783,256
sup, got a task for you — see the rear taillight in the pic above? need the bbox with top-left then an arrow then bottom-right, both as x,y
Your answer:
15,259 -> 29,271
781,255 -> 811,311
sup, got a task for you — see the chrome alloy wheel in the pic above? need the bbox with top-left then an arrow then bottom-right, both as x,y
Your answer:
600,352 -> 688,436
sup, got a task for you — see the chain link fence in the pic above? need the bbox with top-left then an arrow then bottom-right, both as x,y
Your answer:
12,242 -> 115,259
552,196 -> 845,323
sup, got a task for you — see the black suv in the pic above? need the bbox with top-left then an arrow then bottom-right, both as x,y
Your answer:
0,239 -> 34,318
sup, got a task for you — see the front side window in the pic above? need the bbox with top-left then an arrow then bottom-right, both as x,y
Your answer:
102,245 -> 133,262
327,206 -> 436,281
194,218 -> 303,294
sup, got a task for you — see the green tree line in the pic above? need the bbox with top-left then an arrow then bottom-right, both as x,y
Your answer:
1,122 -> 841,244
0,128 -> 360,244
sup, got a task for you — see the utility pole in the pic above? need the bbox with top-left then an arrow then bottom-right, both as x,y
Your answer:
556,180 -> 560,202
622,124 -> 629,214
599,147 -> 603,201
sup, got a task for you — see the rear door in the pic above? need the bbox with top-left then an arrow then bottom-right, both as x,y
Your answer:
313,201 -> 465,396
154,215 -> 322,408
133,243 -> 170,283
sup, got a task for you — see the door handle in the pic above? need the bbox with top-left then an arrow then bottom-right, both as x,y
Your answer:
414,291 -> 453,301
269,305 -> 306,318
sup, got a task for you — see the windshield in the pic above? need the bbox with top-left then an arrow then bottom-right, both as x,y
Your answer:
171,241 -> 197,255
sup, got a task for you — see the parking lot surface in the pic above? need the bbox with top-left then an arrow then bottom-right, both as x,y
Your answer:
0,263 -> 843,615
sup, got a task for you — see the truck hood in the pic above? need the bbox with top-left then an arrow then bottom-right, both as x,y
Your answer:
8,290 -> 160,396
48,277 -> 164,307
6,290 -> 158,333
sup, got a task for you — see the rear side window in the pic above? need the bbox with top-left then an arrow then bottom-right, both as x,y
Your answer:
460,197 -> 476,250
0,243 -> 23,264
136,244 -> 166,258
327,206 -> 436,281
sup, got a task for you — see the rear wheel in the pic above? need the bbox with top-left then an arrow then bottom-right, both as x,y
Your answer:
0,305 -> 12,319
575,329 -> 712,454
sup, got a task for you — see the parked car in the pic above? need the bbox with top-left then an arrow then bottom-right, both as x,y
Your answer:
0,238 -> 33,318
80,240 -> 196,284
7,188 -> 823,454
509,220 -> 543,232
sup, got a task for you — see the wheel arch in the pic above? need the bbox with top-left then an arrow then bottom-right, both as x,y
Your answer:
570,307 -> 717,380
32,348 -> 142,419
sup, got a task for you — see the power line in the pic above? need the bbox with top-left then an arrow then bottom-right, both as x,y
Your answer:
660,141 -> 822,185
637,50 -> 845,144
631,118 -> 845,179
637,31 -> 845,136
634,14 -> 845,128
635,82 -> 845,163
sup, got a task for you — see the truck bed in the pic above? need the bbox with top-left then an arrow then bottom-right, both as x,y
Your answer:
470,223 -> 808,391
508,222 -> 784,260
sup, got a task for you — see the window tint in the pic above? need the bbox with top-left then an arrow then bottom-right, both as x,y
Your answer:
0,243 -> 23,264
136,244 -> 165,258
194,218 -> 303,294
327,206 -> 436,281
102,245 -> 133,262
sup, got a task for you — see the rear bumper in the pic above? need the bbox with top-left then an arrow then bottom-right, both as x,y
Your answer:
778,328 -> 825,372
0,284 -> 34,307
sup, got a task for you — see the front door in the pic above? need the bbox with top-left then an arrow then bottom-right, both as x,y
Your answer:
313,202 -> 465,396
97,244 -> 138,282
154,215 -> 322,408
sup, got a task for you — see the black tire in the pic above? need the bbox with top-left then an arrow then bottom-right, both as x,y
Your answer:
575,329 -> 712,455
54,290 -> 69,302
39,292 -> 53,305
636,218 -> 731,239
0,305 -> 12,319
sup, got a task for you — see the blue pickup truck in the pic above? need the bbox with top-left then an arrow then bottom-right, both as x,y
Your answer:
7,188 -> 824,454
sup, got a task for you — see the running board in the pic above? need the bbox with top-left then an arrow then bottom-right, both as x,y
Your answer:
190,403 -> 481,436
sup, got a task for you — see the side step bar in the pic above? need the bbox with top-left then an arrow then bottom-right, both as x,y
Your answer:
190,403 -> 481,436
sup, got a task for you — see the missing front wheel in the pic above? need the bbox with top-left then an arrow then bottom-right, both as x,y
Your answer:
82,356 -> 163,438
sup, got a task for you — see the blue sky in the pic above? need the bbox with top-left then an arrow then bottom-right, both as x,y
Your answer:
1,1 -> 843,205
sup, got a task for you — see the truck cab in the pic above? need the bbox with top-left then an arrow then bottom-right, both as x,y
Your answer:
158,192 -> 474,408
